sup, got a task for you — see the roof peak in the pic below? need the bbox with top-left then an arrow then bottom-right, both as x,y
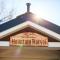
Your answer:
26,3 -> 31,13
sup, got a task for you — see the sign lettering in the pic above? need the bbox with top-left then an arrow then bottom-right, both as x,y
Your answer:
10,32 -> 48,46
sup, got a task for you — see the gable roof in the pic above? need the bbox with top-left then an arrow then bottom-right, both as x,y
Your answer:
0,12 -> 60,34
0,21 -> 60,41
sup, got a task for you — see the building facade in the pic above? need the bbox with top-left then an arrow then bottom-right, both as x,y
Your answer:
0,3 -> 60,60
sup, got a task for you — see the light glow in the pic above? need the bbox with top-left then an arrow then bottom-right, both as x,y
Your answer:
33,14 -> 42,23
31,8 -> 44,23
14,47 -> 22,57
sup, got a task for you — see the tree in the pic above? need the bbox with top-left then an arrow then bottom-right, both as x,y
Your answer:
0,0 -> 15,24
